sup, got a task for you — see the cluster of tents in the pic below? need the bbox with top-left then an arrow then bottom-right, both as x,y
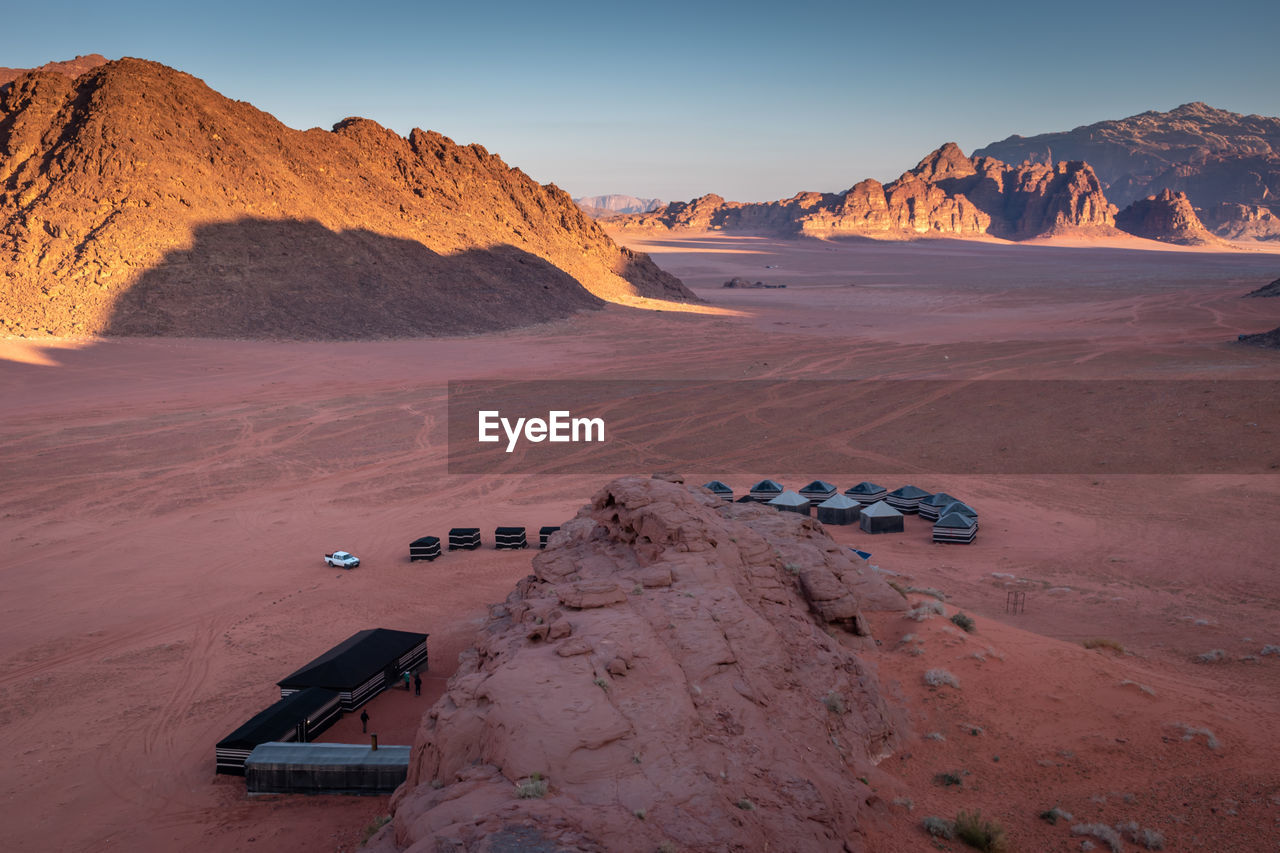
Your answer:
702,479 -> 979,543
215,628 -> 428,777
408,525 -> 563,561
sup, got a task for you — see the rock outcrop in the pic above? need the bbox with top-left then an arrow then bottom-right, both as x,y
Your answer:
1116,190 -> 1218,245
617,143 -> 1116,241
976,102 -> 1280,241
1244,277 -> 1280,298
0,54 -> 107,87
1237,327 -> 1280,349
376,477 -> 906,853
574,194 -> 664,217
0,58 -> 693,338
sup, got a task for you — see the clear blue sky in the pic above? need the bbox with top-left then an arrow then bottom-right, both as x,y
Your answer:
8,0 -> 1279,202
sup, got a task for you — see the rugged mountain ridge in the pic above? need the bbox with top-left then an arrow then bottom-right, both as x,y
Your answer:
0,58 -> 692,338
976,102 -> 1280,240
375,476 -> 906,852
617,143 -> 1117,241
0,54 -> 108,88
575,194 -> 664,217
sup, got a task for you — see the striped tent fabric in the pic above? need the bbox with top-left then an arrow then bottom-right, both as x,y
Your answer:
885,485 -> 932,513
844,481 -> 888,504
539,526 -> 560,548
816,494 -> 860,525
798,480 -> 838,503
768,490 -> 811,516
933,511 -> 978,544
448,528 -> 482,550
277,629 -> 428,711
494,527 -> 528,550
748,479 -> 785,502
408,536 -> 441,562
701,480 -> 734,502
918,493 -> 963,522
215,688 -> 342,776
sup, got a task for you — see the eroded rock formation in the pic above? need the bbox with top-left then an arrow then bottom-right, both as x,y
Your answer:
1116,190 -> 1218,245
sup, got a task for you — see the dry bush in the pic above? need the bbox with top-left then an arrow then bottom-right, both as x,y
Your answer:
924,668 -> 959,688
955,810 -> 1008,852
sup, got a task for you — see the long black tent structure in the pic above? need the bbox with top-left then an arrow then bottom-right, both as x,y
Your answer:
885,485 -> 932,513
245,742 -> 411,795
409,536 -> 441,562
845,481 -> 888,504
768,490 -> 811,516
749,479 -> 785,502
539,526 -> 560,548
859,500 -> 905,534
816,494 -> 861,525
701,480 -> 734,502
215,687 -> 343,775
278,628 -> 428,711
798,480 -> 838,503
495,527 -> 529,549
448,528 -> 482,550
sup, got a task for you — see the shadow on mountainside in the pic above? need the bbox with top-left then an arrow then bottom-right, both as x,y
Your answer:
103,218 -> 606,339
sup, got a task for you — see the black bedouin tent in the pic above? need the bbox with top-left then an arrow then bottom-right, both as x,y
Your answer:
938,500 -> 978,521
918,493 -> 963,522
215,687 -> 342,775
768,490 -> 811,516
933,511 -> 979,544
495,527 -> 528,549
816,494 -> 861,525
845,481 -> 888,504
885,485 -> 931,513
245,742 -> 411,795
749,479 -> 785,502
409,536 -> 441,562
278,628 -> 428,711
539,526 -> 560,548
701,480 -> 734,502
735,494 -> 756,503
798,480 -> 838,503
859,500 -> 905,534
448,528 -> 482,550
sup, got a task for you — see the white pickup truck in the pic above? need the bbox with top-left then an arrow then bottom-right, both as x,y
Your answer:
324,551 -> 360,569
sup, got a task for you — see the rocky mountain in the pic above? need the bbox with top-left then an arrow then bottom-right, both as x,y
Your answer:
575,194 -> 664,217
0,58 -> 692,338
0,54 -> 108,87
1245,277 -> 1280,298
1114,190 -> 1218,245
976,102 -> 1280,240
373,476 -> 906,852
617,143 -> 1116,241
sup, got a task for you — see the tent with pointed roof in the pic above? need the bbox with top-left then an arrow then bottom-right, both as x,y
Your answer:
702,480 -> 734,502
859,500 -> 905,534
933,511 -> 978,544
885,485 -> 931,513
768,490 -> 811,516
277,628 -> 428,711
918,493 -> 963,521
938,501 -> 977,521
735,494 -> 756,503
845,481 -> 888,504
798,480 -> 838,503
749,479 -> 785,502
816,494 -> 860,525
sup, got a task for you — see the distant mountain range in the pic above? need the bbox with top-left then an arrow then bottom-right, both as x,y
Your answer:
575,194 -> 665,218
619,103 -> 1280,244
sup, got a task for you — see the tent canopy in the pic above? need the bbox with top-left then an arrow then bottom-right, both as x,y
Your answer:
217,688 -> 340,751
278,629 -> 429,692
888,485 -> 932,500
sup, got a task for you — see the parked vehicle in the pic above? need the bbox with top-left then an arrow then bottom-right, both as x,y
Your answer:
324,550 -> 360,569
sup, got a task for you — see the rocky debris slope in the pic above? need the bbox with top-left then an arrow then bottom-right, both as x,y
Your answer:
374,476 -> 907,853
0,58 -> 692,338
976,102 -> 1280,240
616,143 -> 1116,241
0,54 -> 107,87
1115,189 -> 1218,245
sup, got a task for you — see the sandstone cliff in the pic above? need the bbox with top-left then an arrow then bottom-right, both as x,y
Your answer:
375,476 -> 906,852
1115,190 -> 1218,245
0,58 -> 693,338
617,143 -> 1116,241
976,102 -> 1280,241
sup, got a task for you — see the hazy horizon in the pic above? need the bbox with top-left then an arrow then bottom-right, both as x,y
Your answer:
7,0 -> 1279,202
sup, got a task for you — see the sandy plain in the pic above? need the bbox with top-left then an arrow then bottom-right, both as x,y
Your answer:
2,232 -> 1279,851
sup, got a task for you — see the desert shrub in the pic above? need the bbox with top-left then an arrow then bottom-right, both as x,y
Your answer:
593,677 -> 610,691
1260,644 -> 1280,656
955,809 -> 1007,852
634,808 -> 646,820
823,691 -> 845,714
1071,822 -> 1122,853
1194,649 -> 1226,663
360,815 -> 391,845
1174,723 -> 1220,749
922,816 -> 956,839
1115,820 -> 1164,849
1082,637 -> 1124,653
1039,806 -> 1073,824
924,668 -> 959,688
950,612 -> 976,633
515,772 -> 548,799
736,797 -> 755,811
892,796 -> 914,811
1120,679 -> 1155,696
906,600 -> 946,621
933,771 -> 963,787
907,586 -> 948,601
925,731 -> 946,742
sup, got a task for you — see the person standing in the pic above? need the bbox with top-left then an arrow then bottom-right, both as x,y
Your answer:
360,709 -> 369,733
414,672 -> 422,696
403,670 -> 411,691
